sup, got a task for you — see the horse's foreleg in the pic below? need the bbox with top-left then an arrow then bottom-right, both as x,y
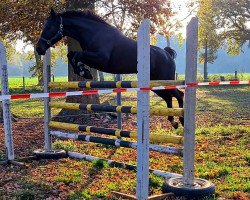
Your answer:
68,51 -> 109,67
67,51 -> 82,74
153,90 -> 179,129
67,51 -> 109,78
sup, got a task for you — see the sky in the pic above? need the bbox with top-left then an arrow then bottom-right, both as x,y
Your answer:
15,0 -> 196,53
16,39 -> 33,53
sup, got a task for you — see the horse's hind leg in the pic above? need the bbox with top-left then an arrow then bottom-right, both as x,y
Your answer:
153,90 -> 179,129
172,89 -> 184,126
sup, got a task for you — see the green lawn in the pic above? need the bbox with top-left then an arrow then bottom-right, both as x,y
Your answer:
0,77 -> 250,200
3,73 -> 250,90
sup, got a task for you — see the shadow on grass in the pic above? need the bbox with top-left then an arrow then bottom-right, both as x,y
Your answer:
197,86 -> 250,120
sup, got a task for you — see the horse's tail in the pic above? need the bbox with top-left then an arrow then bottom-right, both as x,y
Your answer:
164,46 -> 177,59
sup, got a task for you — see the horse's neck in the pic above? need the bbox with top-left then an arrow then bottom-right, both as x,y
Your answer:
63,17 -> 102,46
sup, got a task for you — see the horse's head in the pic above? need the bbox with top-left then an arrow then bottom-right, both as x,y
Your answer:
36,9 -> 63,55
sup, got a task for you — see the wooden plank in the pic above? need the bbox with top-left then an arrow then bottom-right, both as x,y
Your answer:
112,191 -> 137,200
148,193 -> 174,200
112,191 -> 174,200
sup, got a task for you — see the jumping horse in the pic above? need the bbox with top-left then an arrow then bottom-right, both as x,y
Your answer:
36,9 -> 184,128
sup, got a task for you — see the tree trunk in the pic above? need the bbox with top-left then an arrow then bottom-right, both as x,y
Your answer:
98,71 -> 104,81
34,46 -> 42,85
34,46 -> 43,86
204,39 -> 208,81
0,104 -> 3,123
57,0 -> 99,124
166,37 -> 171,47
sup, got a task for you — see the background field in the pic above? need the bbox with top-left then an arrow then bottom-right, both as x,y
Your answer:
4,73 -> 250,90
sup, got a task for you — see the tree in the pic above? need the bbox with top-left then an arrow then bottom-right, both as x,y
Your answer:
54,0 -> 101,124
213,0 -> 250,50
0,1 -> 65,84
0,37 -> 20,64
0,0 -> 176,80
96,0 -> 175,44
197,0 -> 222,81
0,0 -> 177,123
200,0 -> 250,56
197,0 -> 250,80
23,44 -> 67,82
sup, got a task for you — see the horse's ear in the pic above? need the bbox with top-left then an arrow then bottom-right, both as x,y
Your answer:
50,8 -> 56,19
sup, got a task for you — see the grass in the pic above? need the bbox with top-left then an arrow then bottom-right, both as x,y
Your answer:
6,76 -> 68,89
3,73 -> 250,89
1,77 -> 250,199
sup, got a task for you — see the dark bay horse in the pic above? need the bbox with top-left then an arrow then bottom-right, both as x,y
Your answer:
36,9 -> 184,129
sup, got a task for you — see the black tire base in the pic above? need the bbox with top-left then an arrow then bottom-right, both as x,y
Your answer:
33,149 -> 67,159
162,177 -> 215,200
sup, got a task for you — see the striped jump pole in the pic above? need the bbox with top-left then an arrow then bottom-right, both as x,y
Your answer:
49,102 -> 184,116
48,80 -> 185,89
49,121 -> 184,144
116,74 -> 122,129
68,151 -> 182,179
50,131 -> 183,156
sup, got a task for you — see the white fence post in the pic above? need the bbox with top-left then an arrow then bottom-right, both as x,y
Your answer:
43,49 -> 52,151
136,19 -> 151,200
183,17 -> 198,186
0,42 -> 14,161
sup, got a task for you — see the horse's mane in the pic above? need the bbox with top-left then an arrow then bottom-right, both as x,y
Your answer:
60,10 -> 110,26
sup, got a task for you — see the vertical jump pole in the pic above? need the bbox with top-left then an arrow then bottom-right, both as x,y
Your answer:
136,19 -> 150,200
0,42 -> 14,161
183,17 -> 198,186
116,74 -> 122,129
43,49 -> 52,151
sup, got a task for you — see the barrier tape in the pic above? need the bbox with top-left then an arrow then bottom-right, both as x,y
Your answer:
0,80 -> 249,101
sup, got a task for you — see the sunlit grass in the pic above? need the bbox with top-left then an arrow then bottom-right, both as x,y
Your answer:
1,77 -> 250,199
4,73 -> 250,89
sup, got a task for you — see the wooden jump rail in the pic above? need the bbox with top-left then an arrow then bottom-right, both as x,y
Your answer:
49,121 -> 184,144
68,151 -> 182,179
49,102 -> 184,116
50,130 -> 183,156
48,80 -> 185,89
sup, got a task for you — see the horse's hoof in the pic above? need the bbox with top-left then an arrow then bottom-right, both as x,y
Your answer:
172,122 -> 179,129
77,61 -> 84,67
84,74 -> 93,80
79,70 -> 85,77
83,69 -> 93,79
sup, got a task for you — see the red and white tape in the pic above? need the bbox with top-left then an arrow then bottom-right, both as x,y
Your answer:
0,80 -> 249,101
